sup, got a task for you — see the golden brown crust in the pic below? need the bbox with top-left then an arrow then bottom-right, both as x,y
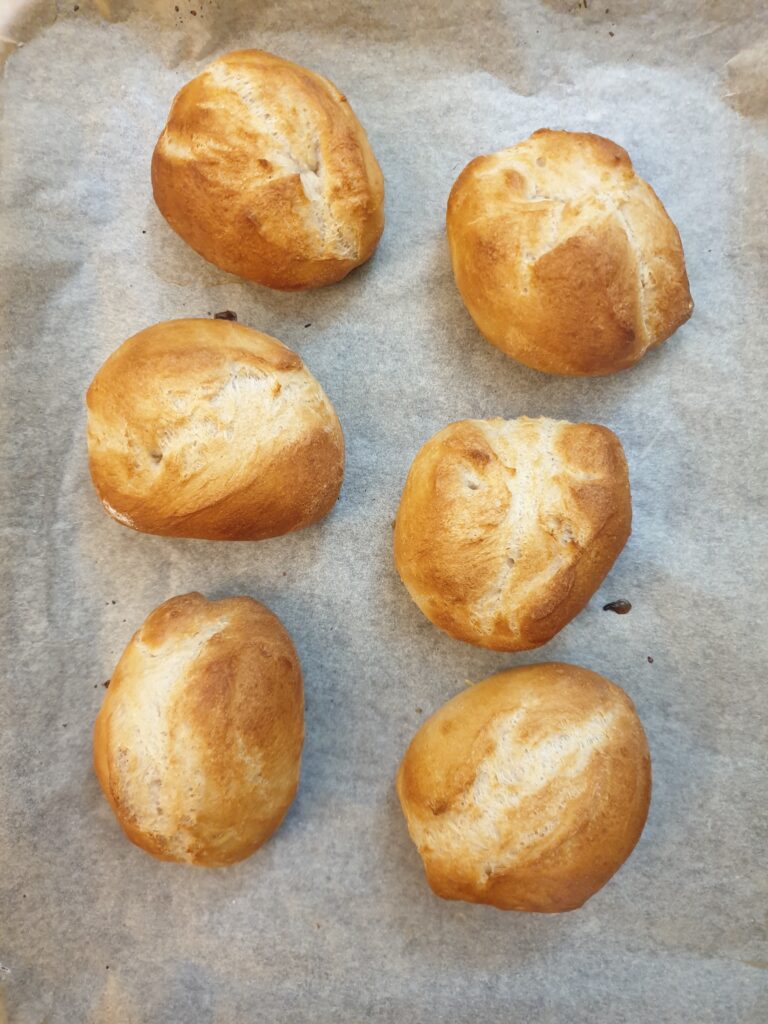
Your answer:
446,129 -> 693,376
393,417 -> 631,651
396,663 -> 651,912
93,593 -> 304,866
152,49 -> 384,290
86,318 -> 345,540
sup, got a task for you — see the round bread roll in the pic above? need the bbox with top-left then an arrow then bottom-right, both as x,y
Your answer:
393,416 -> 631,651
86,318 -> 344,540
152,49 -> 384,290
397,663 -> 651,912
94,593 -> 304,866
446,129 -> 693,375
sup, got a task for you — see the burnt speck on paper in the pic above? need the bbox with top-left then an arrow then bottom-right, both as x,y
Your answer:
603,599 -> 632,614
416,707 -> 423,714
647,656 -> 654,664
214,310 -> 238,321
104,679 -> 111,688
305,323 -> 312,328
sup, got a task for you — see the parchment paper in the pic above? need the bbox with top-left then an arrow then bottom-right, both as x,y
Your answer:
1,1 -> 767,1021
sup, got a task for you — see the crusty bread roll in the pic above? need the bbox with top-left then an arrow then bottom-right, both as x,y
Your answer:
86,318 -> 344,540
94,593 -> 304,866
446,129 -> 693,375
393,417 -> 630,650
397,663 -> 651,912
152,49 -> 384,290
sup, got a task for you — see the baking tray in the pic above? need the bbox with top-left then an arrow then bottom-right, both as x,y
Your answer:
1,1 -> 766,1021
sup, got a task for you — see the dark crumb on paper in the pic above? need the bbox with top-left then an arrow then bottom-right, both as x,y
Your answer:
416,707 -> 423,714
647,656 -> 654,664
603,599 -> 631,614
304,323 -> 312,328
104,679 -> 111,688
112,600 -> 116,605
315,922 -> 321,929
74,4 -> 79,10
105,965 -> 110,971
213,310 -> 237,321
142,230 -> 146,234
609,31 -> 614,37
22,894 -> 26,898
62,723 -> 68,728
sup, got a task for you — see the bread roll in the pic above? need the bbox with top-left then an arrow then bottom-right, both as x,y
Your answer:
397,663 -> 651,912
94,593 -> 303,866
446,129 -> 693,375
393,417 -> 630,650
152,49 -> 384,290
86,318 -> 344,540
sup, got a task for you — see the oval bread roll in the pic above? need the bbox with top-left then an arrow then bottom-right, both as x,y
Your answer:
86,318 -> 345,540
152,49 -> 385,290
393,417 -> 631,651
397,663 -> 651,912
447,129 -> 693,375
94,593 -> 304,866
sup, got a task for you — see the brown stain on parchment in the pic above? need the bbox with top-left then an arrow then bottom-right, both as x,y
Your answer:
724,40 -> 768,118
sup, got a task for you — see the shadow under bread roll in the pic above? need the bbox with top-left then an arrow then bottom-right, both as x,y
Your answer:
94,592 -> 304,866
86,317 -> 345,540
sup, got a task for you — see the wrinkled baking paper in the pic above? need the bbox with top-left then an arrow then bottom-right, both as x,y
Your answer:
1,1 -> 766,1021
